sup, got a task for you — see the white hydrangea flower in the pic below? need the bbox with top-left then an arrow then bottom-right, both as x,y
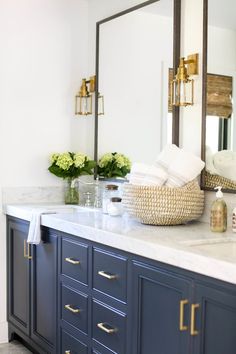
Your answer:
98,153 -> 113,168
56,153 -> 73,170
50,153 -> 59,164
74,153 -> 86,168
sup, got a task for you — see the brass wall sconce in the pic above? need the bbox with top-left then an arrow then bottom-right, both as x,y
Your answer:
75,75 -> 104,116
171,53 -> 199,107
75,76 -> 95,116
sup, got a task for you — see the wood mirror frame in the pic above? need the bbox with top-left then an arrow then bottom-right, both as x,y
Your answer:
94,0 -> 181,171
201,0 -> 236,193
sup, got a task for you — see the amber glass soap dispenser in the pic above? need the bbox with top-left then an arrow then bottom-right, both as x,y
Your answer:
210,186 -> 227,232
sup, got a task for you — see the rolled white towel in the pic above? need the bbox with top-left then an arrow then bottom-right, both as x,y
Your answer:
213,150 -> 236,181
166,150 -> 205,187
155,144 -> 181,170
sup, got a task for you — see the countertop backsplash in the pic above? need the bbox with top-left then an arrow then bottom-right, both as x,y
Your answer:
1,185 -> 236,226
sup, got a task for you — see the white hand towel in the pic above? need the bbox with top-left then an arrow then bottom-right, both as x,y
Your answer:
155,144 -> 181,170
27,209 -> 47,244
129,163 -> 149,185
143,166 -> 168,186
166,150 -> 205,187
129,163 -> 167,186
213,150 -> 236,181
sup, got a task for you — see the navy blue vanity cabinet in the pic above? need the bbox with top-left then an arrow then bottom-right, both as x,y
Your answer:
192,281 -> 236,354
7,218 -> 31,337
132,261 -> 192,354
7,217 -> 58,354
30,227 -> 58,353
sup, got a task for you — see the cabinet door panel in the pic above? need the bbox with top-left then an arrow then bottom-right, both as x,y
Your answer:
31,229 -> 58,352
7,220 -> 30,336
132,261 -> 191,354
193,283 -> 236,354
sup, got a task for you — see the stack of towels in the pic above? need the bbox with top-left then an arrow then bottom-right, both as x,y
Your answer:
128,144 -> 205,187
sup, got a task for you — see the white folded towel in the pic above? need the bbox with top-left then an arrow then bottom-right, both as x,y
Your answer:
166,150 -> 205,187
143,166 -> 168,186
129,163 -> 167,186
213,150 -> 236,181
27,209 -> 47,244
155,144 -> 181,170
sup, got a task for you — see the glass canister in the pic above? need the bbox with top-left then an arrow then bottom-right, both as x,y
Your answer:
102,184 -> 119,214
107,197 -> 123,216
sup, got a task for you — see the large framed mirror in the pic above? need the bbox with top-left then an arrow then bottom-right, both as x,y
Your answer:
94,0 -> 181,169
202,0 -> 236,192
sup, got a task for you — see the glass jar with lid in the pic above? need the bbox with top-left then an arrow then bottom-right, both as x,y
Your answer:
102,184 -> 119,214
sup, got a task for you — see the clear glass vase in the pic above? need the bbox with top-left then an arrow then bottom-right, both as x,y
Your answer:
64,178 -> 79,204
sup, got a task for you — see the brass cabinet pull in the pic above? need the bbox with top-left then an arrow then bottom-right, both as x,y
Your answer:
97,322 -> 117,334
64,304 -> 80,314
24,240 -> 32,260
65,257 -> 80,265
98,270 -> 117,280
179,299 -> 188,331
190,303 -> 200,336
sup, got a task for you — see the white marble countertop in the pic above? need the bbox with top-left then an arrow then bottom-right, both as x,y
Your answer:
5,204 -> 236,285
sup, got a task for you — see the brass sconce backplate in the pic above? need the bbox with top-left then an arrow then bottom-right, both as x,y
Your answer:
187,53 -> 199,76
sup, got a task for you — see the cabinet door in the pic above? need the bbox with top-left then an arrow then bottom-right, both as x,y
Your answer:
7,219 -> 30,336
31,228 -> 58,353
132,261 -> 191,354
193,282 -> 236,354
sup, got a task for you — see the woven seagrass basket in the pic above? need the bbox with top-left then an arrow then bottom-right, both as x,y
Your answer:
204,171 -> 236,191
122,180 -> 204,226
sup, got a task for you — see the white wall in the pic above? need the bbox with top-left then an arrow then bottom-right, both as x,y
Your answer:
98,11 -> 173,163
0,0 -> 88,342
180,0 -> 204,155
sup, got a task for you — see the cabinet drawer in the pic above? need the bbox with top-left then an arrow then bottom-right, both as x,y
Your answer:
92,300 -> 126,354
61,329 -> 88,354
93,248 -> 127,302
61,284 -> 88,334
62,238 -> 88,285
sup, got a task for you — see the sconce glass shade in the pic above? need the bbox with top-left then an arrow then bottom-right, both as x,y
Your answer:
171,78 -> 194,106
75,78 -> 93,115
98,94 -> 104,115
75,94 -> 92,116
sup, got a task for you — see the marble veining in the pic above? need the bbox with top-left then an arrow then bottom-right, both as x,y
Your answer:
5,204 -> 236,285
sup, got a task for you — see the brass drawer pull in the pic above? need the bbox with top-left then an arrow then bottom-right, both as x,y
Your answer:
98,270 -> 117,280
65,351 -> 71,354
191,303 -> 200,336
179,299 -> 188,331
64,304 -> 80,314
65,257 -> 80,265
24,240 -> 32,260
97,322 -> 117,334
